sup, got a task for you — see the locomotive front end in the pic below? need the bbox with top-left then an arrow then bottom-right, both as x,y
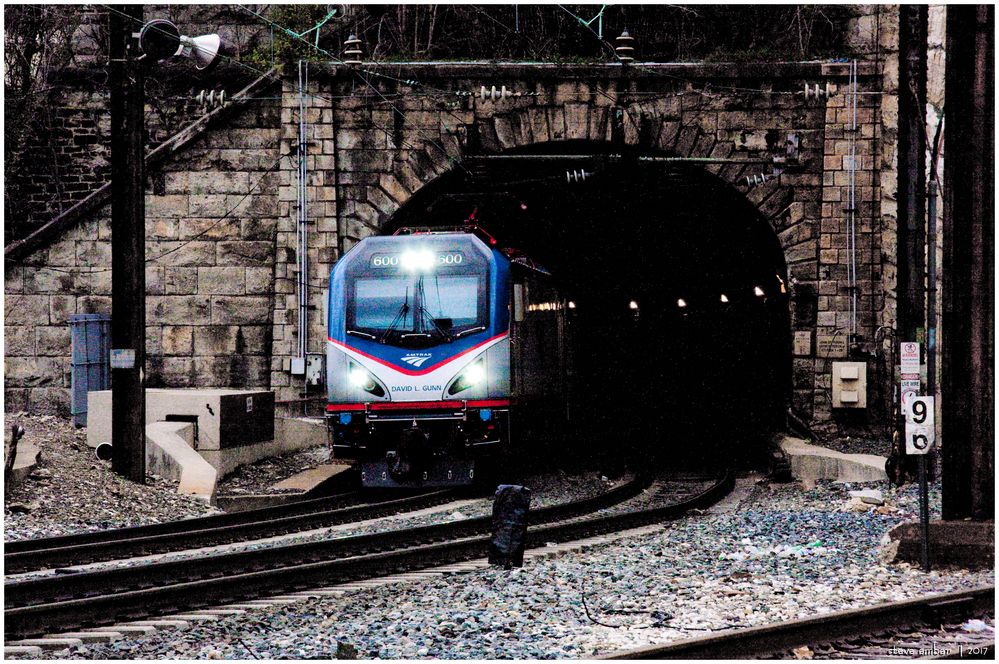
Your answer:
326,232 -> 511,488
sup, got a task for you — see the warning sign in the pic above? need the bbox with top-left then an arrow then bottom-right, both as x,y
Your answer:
900,342 -> 920,375
900,378 -> 920,416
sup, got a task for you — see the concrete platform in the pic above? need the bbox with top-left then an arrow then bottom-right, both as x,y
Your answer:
886,520 -> 994,570
779,435 -> 887,484
272,464 -> 353,492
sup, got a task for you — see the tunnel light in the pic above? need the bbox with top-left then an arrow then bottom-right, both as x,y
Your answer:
776,275 -> 787,294
568,301 -> 576,309
754,286 -> 765,297
401,249 -> 435,272
720,294 -> 729,303
629,300 -> 639,310
677,298 -> 687,308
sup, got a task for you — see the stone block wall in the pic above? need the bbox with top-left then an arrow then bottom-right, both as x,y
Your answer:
4,99 -> 280,415
7,56 -> 904,434
261,63 -> 883,427
6,5 -> 266,244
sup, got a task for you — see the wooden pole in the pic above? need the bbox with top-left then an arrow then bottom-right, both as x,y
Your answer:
893,5 -> 927,485
109,5 -> 146,483
941,5 -> 994,521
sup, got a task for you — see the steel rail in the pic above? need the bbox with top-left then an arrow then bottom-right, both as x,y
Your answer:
5,473 -> 728,639
4,490 -> 454,573
5,491 -> 366,554
600,585 -> 995,660
5,475 -> 649,609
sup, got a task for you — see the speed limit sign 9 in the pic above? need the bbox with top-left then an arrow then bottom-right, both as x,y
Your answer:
905,396 -> 935,455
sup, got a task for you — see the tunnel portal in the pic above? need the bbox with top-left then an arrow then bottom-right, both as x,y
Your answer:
386,144 -> 792,469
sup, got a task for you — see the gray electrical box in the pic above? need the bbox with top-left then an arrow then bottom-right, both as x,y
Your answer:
306,354 -> 324,386
832,361 -> 867,409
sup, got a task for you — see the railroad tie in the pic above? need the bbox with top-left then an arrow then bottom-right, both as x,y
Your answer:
125,620 -> 191,630
83,625 -> 157,636
5,638 -> 84,651
162,614 -> 224,622
43,631 -> 124,644
4,646 -> 44,657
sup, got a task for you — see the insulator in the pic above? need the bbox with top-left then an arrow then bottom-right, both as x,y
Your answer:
615,29 -> 635,63
803,82 -> 836,99
343,34 -> 362,65
744,172 -> 771,187
478,85 -> 515,101
196,89 -> 226,108
566,169 -> 590,183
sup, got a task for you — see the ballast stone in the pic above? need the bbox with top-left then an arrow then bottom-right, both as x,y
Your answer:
848,488 -> 884,505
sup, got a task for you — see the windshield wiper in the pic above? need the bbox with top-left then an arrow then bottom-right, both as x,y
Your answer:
347,329 -> 376,340
454,326 -> 486,339
378,287 -> 411,344
418,303 -> 453,343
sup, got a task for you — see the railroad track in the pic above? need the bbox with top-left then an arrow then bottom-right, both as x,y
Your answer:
5,472 -> 731,640
602,586 -> 995,660
4,489 -> 455,573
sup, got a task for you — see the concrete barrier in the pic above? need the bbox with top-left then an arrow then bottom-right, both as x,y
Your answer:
779,435 -> 887,483
145,422 -> 217,501
87,391 -> 323,479
885,520 -> 995,570
9,439 -> 41,486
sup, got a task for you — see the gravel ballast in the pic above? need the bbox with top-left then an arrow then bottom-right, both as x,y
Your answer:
215,442 -> 332,496
31,473 -> 991,660
4,415 -> 220,542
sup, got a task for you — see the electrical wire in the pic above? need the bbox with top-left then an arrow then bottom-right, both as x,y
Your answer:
100,5 -> 460,166
26,154 -> 284,275
238,5 -> 471,175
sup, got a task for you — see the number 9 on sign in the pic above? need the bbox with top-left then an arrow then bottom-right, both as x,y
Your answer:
905,396 -> 935,455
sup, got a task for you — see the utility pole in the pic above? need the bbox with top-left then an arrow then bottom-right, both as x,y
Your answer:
109,5 -> 146,482
942,5 -> 994,521
894,5 -> 927,486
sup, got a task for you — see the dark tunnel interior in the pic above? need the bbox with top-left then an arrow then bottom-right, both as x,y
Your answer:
386,143 -> 792,470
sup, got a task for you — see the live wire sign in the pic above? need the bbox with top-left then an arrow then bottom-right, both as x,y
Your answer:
905,396 -> 935,455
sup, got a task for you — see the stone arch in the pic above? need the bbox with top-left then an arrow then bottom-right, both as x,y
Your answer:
353,95 -> 806,267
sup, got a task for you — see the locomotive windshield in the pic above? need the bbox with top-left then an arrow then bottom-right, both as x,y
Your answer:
345,245 -> 489,348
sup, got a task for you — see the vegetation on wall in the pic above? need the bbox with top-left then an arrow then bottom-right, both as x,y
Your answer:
4,5 -> 84,243
245,4 -> 850,65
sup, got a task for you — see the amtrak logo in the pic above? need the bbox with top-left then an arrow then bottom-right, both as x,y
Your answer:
401,354 -> 432,368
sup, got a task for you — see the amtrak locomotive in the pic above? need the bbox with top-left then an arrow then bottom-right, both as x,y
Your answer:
326,227 -> 568,488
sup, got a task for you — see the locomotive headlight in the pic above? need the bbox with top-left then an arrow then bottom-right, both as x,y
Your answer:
401,249 -> 435,272
446,360 -> 486,396
348,364 -> 386,398
463,363 -> 486,386
349,368 -> 371,387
